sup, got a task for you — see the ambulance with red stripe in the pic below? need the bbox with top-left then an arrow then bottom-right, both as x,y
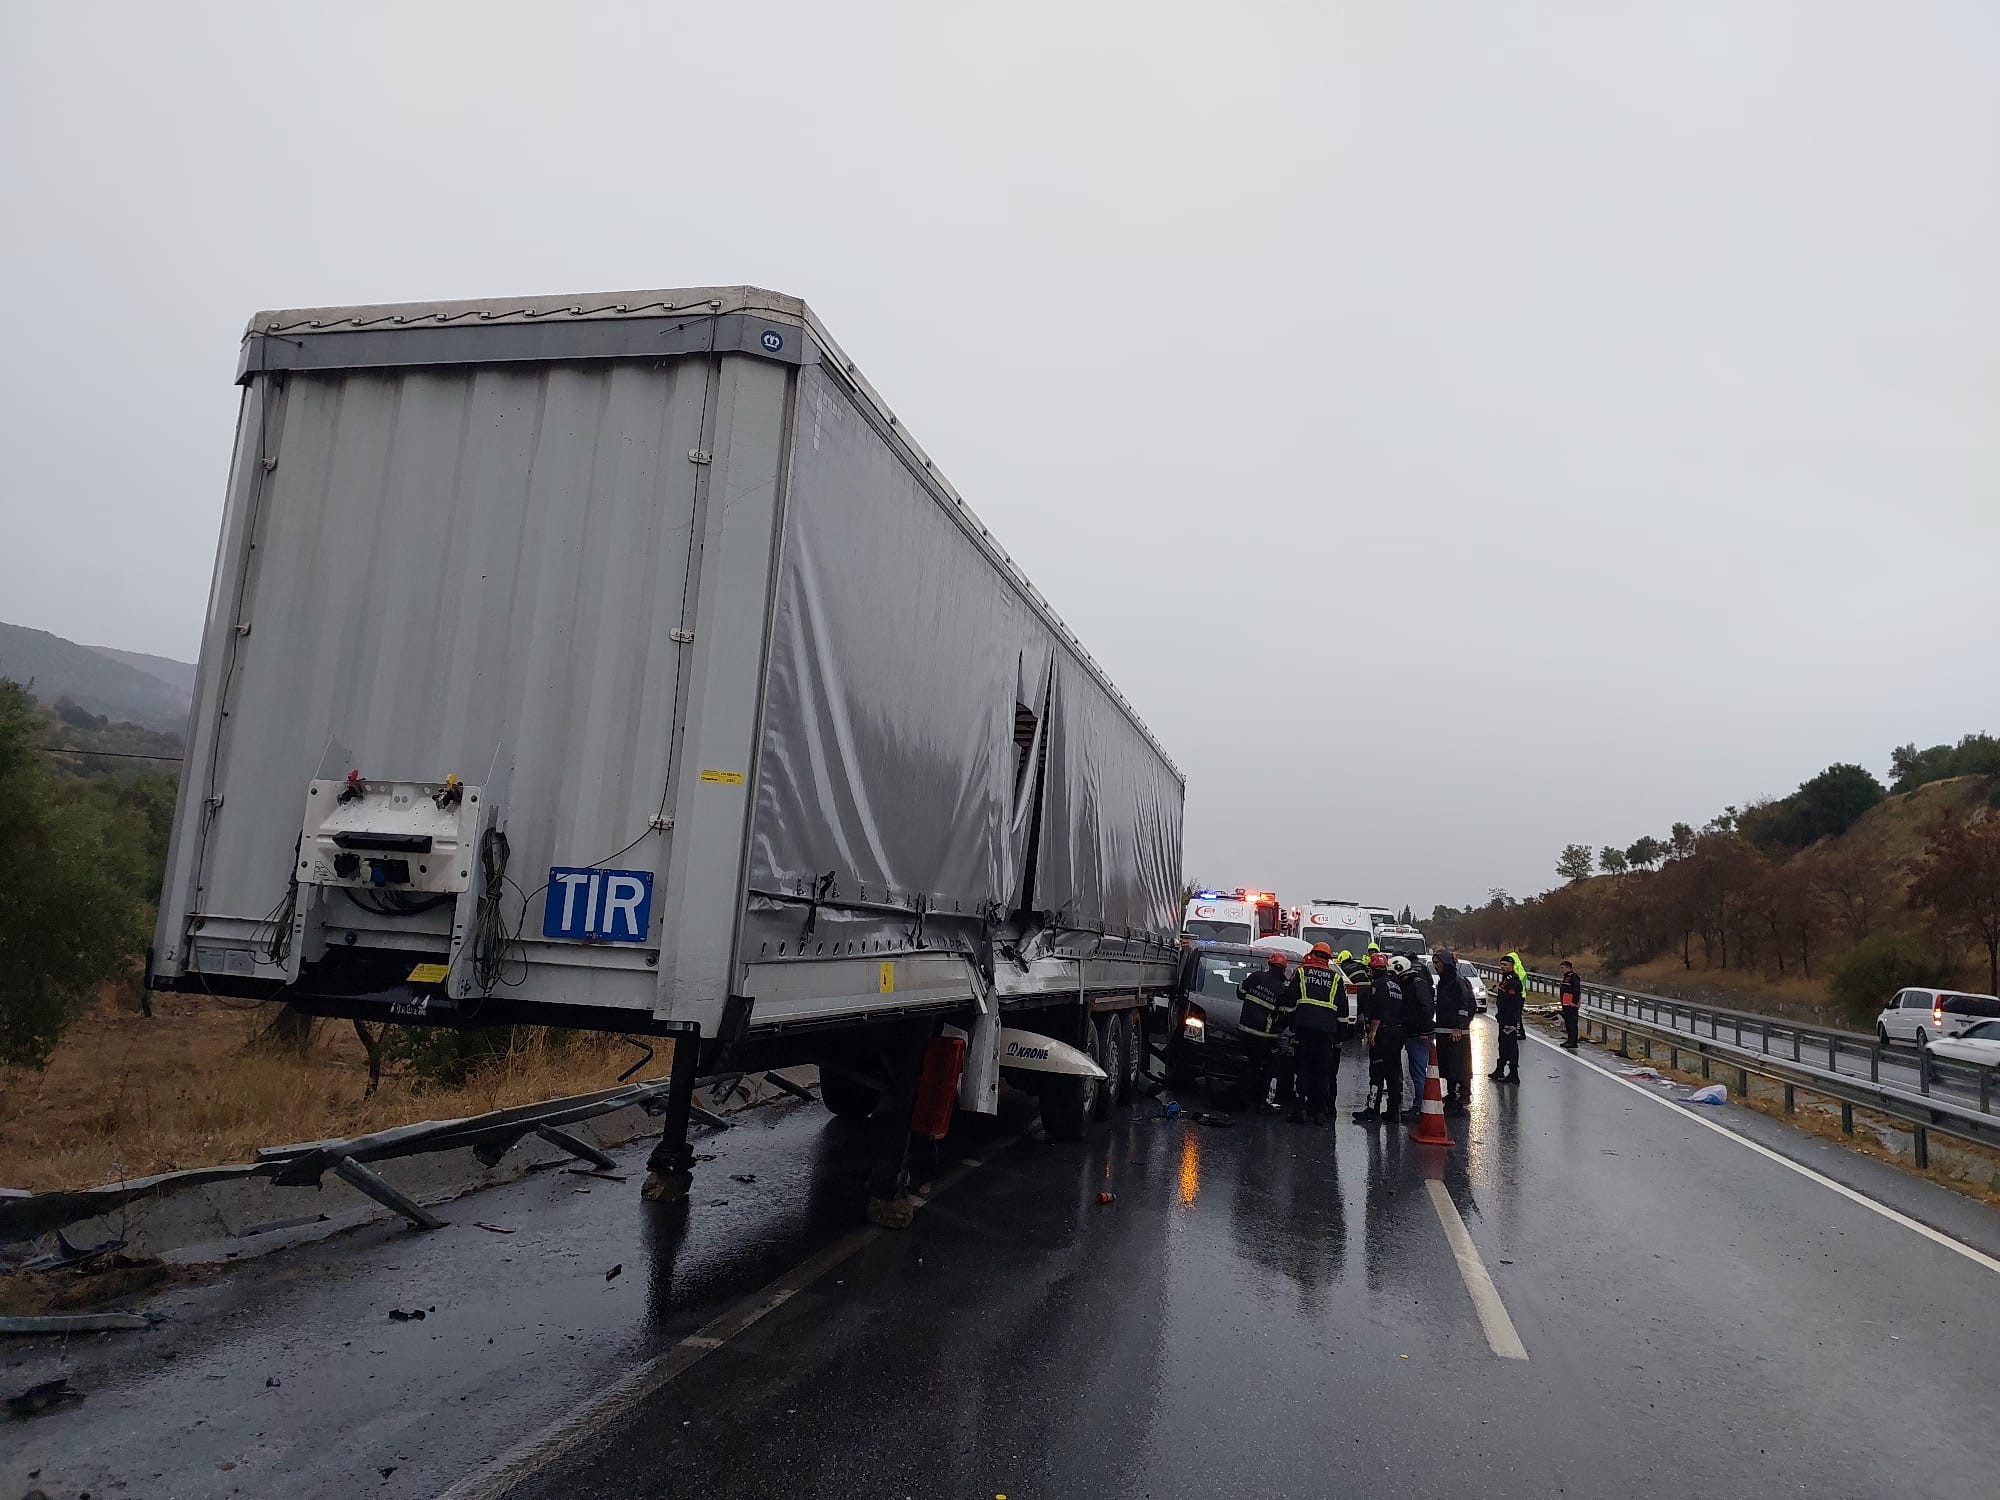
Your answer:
1181,888 -> 1282,946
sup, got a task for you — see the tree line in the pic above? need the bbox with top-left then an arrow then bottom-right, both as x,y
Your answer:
1430,745 -> 2000,1020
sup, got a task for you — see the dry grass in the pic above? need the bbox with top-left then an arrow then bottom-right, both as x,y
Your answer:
0,985 -> 669,1194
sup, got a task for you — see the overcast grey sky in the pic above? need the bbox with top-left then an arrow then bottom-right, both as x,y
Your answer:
3,2 -> 1995,914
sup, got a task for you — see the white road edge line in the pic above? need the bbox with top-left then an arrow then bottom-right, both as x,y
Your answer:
1526,1029 -> 2000,1276
1424,1179 -> 1529,1361
437,1132 -> 1023,1500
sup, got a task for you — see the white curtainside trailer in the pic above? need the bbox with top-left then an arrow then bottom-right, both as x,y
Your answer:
148,286 -> 1184,1209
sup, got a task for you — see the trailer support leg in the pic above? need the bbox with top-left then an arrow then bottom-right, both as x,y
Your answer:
864,1026 -> 930,1231
641,1033 -> 702,1205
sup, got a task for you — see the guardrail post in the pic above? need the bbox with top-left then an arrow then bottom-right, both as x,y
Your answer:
1870,1046 -> 1879,1083
1669,1045 -> 1679,1071
1759,1020 -> 1770,1054
1792,1029 -> 1800,1062
1920,1059 -> 1930,1097
1738,1066 -> 1749,1097
331,1156 -> 446,1232
1914,1125 -> 1929,1170
1701,1054 -> 1711,1081
1734,1016 -> 1742,1047
1783,1083 -> 1795,1114
1982,1066 -> 1991,1115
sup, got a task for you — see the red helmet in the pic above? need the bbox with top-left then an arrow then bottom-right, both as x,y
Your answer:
1367,951 -> 1388,969
1266,952 -> 1288,968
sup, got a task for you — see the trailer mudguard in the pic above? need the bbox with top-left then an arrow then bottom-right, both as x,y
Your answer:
996,1029 -> 1105,1080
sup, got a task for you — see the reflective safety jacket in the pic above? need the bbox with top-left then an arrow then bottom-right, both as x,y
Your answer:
1287,956 -> 1344,1035
1505,951 -> 1530,993
1235,966 -> 1293,1039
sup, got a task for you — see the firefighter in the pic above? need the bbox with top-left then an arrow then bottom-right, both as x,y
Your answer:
1234,952 -> 1293,1113
1284,942 -> 1344,1124
1432,949 -> 1476,1114
1352,952 -> 1406,1123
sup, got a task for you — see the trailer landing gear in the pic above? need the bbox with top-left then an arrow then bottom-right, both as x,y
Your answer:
863,1024 -> 932,1230
641,1029 -> 702,1205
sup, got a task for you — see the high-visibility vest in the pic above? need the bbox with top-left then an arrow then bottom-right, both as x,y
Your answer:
1293,964 -> 1341,1011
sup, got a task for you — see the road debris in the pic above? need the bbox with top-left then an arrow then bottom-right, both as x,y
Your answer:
1682,1084 -> 1728,1106
1096,1191 -> 1116,1205
729,1173 -> 758,1184
6,1376 -> 84,1417
387,1308 -> 427,1322
0,1311 -> 154,1335
604,1263 -> 623,1281
473,1223 -> 516,1235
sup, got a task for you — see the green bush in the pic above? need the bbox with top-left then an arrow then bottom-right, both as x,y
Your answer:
0,680 -> 149,1066
1828,934 -> 1937,1026
383,1024 -> 526,1089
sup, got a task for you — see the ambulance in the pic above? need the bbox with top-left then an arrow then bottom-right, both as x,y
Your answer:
1182,888 -> 1282,945
1299,900 -> 1375,960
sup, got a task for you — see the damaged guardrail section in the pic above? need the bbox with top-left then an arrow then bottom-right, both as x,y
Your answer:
0,1071 -> 813,1247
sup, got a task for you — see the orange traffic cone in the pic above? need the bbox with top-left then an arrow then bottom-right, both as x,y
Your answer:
1411,1039 -> 1451,1146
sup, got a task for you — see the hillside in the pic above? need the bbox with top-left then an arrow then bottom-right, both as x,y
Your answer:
0,620 -> 194,731
1437,771 -> 2000,1020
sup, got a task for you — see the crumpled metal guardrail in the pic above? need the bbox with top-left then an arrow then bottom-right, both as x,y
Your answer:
1466,960 -> 2000,1161
0,1077 -> 694,1245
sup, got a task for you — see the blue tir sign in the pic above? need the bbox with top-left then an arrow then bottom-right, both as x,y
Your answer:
542,867 -> 653,943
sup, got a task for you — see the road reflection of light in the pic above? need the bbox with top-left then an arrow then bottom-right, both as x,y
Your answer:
1464,1018 -> 1497,1186
1178,1129 -> 1201,1207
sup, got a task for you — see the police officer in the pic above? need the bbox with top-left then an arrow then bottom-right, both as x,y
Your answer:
1491,961 -> 1525,1084
1285,942 -> 1344,1124
1234,952 -> 1293,1113
1432,949 -> 1476,1114
1390,956 -> 1436,1122
1352,952 -> 1405,1123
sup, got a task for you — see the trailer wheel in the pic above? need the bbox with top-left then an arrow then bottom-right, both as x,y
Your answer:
1091,1016 -> 1118,1120
1114,1011 -> 1139,1105
1040,1073 -> 1096,1141
818,1067 -> 881,1122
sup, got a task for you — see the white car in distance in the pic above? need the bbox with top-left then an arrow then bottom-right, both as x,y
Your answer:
1924,1018 -> 2000,1079
1875,987 -> 2000,1047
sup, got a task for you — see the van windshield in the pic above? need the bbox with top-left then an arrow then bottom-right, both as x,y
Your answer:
1193,955 -> 1258,993
1303,925 -> 1371,954
1379,934 -> 1429,957
1185,920 -> 1254,944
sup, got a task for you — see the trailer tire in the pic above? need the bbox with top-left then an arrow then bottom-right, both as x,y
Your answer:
1040,1073 -> 1096,1142
1091,1016 -> 1118,1120
1115,1011 -> 1140,1104
818,1067 -> 881,1122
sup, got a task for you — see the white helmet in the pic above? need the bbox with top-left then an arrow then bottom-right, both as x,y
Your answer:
1387,956 -> 1413,976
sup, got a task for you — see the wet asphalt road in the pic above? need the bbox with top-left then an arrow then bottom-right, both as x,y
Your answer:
10,1021 -> 2000,1499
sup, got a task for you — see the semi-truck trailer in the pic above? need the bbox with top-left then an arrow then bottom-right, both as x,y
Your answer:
147,285 -> 1185,1217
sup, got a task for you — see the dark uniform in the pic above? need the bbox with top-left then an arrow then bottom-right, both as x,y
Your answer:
1492,967 -> 1525,1083
1432,953 -> 1476,1114
1234,958 -> 1294,1112
1559,965 -> 1582,1048
1354,964 -> 1405,1122
1285,953 -> 1344,1124
1397,961 -> 1437,1120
